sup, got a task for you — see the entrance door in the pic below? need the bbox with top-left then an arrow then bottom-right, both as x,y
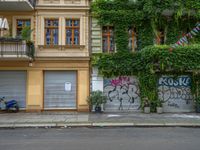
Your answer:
44,71 -> 77,109
0,71 -> 26,108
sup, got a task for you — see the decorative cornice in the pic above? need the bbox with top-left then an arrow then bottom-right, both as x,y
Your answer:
35,5 -> 90,10
34,57 -> 90,61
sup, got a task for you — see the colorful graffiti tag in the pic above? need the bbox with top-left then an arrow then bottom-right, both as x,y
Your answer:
158,76 -> 194,112
104,76 -> 141,111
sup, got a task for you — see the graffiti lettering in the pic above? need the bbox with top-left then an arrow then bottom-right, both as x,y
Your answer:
158,76 -> 191,87
104,76 -> 140,111
168,102 -> 180,108
158,76 -> 193,112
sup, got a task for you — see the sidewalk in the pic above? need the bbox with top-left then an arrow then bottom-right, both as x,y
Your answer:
0,112 -> 200,128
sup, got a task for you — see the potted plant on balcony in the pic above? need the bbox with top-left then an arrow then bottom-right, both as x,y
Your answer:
87,91 -> 107,113
143,97 -> 150,113
156,99 -> 163,114
21,26 -> 35,58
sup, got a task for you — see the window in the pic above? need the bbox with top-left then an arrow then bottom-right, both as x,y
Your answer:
16,19 -> 31,37
128,28 -> 137,51
155,29 -> 165,45
45,19 -> 59,46
66,19 -> 80,46
102,26 -> 115,53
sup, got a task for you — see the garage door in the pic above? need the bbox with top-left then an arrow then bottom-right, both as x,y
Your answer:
44,71 -> 77,109
158,76 -> 194,112
104,76 -> 141,112
0,71 -> 26,108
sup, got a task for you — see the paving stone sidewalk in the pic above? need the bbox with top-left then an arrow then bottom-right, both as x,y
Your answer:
0,112 -> 200,128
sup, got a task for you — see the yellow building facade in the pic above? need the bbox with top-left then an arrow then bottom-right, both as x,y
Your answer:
0,0 -> 90,112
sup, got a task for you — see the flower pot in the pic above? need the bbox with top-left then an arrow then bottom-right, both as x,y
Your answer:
91,105 -> 96,112
95,106 -> 102,113
156,107 -> 163,114
100,104 -> 105,112
91,104 -> 105,113
144,107 -> 150,113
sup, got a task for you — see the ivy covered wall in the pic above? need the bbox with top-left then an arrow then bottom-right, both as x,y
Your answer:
91,0 -> 200,112
92,0 -> 200,51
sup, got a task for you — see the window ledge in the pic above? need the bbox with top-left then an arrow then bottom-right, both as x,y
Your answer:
38,45 -> 60,49
38,45 -> 85,50
64,45 -> 85,49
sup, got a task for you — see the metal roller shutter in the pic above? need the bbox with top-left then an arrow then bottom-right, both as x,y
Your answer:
104,76 -> 141,112
44,71 -> 77,109
0,71 -> 26,108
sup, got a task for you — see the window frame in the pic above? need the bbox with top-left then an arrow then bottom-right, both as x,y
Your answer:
128,27 -> 137,51
102,26 -> 115,53
16,19 -> 31,37
65,18 -> 80,47
155,29 -> 165,45
44,18 -> 59,47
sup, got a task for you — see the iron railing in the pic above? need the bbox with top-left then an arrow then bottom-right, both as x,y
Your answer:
0,38 -> 34,59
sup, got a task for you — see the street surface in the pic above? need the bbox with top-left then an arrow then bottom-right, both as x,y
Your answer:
0,127 -> 200,150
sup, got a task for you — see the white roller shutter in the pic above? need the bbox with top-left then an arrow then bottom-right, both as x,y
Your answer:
44,71 -> 77,109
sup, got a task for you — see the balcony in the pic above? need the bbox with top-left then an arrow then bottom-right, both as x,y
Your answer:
0,0 -> 35,11
0,38 -> 34,60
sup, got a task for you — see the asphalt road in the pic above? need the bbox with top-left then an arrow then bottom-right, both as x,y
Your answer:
0,127 -> 200,150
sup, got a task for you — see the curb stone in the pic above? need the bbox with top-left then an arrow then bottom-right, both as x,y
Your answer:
164,122 -> 200,127
57,122 -> 92,127
0,122 -> 200,128
92,122 -> 134,127
133,123 -> 165,126
13,123 -> 57,128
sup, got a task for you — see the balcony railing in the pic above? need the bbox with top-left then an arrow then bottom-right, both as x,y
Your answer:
0,38 -> 34,59
37,0 -> 89,6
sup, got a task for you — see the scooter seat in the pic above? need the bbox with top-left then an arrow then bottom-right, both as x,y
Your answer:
6,100 -> 17,107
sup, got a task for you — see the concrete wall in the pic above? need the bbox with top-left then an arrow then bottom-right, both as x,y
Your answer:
78,69 -> 90,111
27,70 -> 43,111
91,67 -> 103,91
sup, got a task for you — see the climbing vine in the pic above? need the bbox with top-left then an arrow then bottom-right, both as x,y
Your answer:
93,45 -> 200,111
92,0 -> 200,51
92,0 -> 200,111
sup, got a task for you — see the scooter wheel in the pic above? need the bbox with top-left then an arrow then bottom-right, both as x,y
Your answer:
12,105 -> 19,113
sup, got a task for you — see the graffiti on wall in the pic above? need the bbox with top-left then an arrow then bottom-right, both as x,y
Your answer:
158,76 -> 194,112
104,76 -> 141,111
